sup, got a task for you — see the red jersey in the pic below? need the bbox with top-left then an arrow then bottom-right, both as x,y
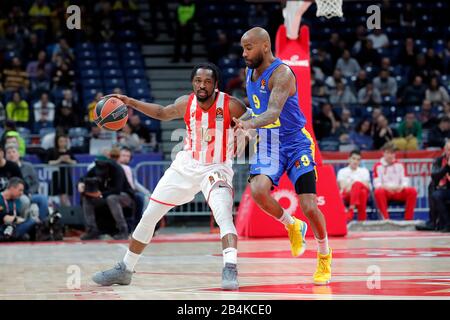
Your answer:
183,91 -> 233,164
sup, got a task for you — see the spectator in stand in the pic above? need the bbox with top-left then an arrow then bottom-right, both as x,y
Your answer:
419,99 -> 439,130
129,115 -> 151,143
28,0 -> 51,41
55,89 -> 81,130
337,150 -> 371,221
367,28 -> 389,50
401,76 -> 427,106
399,37 -> 417,70
427,140 -> 450,232
3,57 -> 30,94
393,112 -> 422,151
86,92 -> 103,123
325,68 -> 347,91
26,50 -> 51,80
313,103 -> 341,140
52,38 -> 75,66
5,144 -> 49,222
400,3 -> 416,29
350,25 -> 367,56
444,39 -> 450,74
112,147 -> 151,227
410,54 -> 433,84
329,80 -> 357,107
427,116 -> 450,149
425,48 -> 444,74
30,67 -> 51,99
4,135 -> 25,157
426,77 -> 450,106
22,33 -> 44,63
380,57 -> 394,74
5,91 -> 29,127
0,121 -> 26,157
0,178 -> 36,242
358,83 -> 382,105
313,47 -> 333,76
373,114 -> 395,150
47,132 -> 77,207
335,50 -> 361,78
325,33 -> 342,66
172,0 -> 195,63
33,92 -> 55,133
353,70 -> 369,93
373,142 -> 418,220
52,61 -> 75,89
118,123 -> 141,152
369,107 -> 382,135
0,144 -> 23,192
350,119 -> 373,151
356,39 -> 381,68
373,69 -> 397,99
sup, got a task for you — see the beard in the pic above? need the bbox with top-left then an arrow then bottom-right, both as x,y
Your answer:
245,52 -> 264,69
195,90 -> 214,102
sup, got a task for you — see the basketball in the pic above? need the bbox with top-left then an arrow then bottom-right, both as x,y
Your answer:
93,97 -> 129,131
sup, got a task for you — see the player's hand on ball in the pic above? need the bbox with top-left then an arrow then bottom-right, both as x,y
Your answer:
102,94 -> 131,106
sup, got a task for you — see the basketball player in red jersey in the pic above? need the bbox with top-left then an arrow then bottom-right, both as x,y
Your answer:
92,63 -> 250,290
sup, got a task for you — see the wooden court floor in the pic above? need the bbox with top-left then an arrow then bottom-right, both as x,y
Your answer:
0,230 -> 449,300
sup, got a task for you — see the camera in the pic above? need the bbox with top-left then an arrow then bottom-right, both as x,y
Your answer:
84,177 -> 101,193
3,224 -> 15,239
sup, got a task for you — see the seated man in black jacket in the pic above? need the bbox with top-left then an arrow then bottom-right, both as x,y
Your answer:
418,140 -> 450,232
78,159 -> 135,240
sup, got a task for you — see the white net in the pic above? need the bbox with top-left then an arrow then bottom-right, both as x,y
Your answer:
315,0 -> 343,19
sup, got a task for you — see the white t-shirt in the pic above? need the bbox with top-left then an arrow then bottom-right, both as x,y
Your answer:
337,166 -> 371,190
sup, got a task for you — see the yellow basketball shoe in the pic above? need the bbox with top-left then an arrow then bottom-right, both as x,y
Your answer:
286,217 -> 307,257
313,248 -> 332,285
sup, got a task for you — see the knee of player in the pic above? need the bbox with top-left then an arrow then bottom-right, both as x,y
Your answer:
300,201 -> 318,216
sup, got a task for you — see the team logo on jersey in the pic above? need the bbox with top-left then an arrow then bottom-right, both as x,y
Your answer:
260,79 -> 266,90
209,176 -> 215,185
295,160 -> 300,168
216,107 -> 223,120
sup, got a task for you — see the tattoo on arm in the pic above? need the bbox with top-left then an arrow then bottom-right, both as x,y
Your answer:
249,66 -> 293,129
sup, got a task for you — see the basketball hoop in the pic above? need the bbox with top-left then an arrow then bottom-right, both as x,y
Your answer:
315,0 -> 343,19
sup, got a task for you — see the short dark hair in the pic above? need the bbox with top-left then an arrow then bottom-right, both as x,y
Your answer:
349,149 -> 361,157
120,146 -> 132,153
190,62 -> 221,84
7,177 -> 25,189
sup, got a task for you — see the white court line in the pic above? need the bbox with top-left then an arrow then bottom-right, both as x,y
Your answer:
361,236 -> 450,240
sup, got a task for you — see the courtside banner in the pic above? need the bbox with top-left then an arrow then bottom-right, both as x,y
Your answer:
236,165 -> 347,237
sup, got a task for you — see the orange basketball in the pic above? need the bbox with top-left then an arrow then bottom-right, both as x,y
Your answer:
93,97 -> 128,131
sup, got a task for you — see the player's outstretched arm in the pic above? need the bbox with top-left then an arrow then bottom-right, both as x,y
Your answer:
103,94 -> 189,121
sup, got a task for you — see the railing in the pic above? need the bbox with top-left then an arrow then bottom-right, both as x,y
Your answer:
32,158 -> 433,219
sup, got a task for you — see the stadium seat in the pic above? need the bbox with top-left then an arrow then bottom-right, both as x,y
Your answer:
123,59 -> 144,68
80,69 -> 101,79
125,68 -> 146,79
82,78 -> 103,89
100,59 -> 121,69
104,78 -> 126,89
98,50 -> 119,60
102,69 -> 124,78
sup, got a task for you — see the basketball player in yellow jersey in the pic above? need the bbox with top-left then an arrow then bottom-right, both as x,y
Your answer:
234,27 -> 332,285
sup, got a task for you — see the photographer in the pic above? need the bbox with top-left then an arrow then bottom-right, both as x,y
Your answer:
5,143 -> 49,222
78,159 -> 135,240
0,178 -> 37,241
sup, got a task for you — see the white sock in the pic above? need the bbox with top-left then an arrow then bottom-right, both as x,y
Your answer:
278,211 -> 295,226
223,247 -> 237,266
316,237 -> 329,255
123,250 -> 141,271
